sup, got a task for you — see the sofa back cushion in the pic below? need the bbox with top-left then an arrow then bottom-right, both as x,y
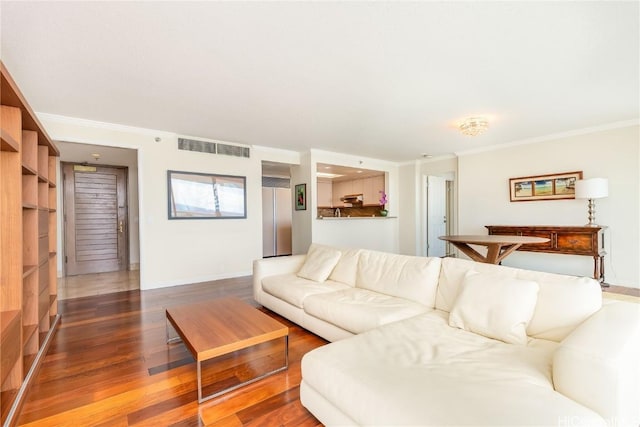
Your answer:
297,244 -> 342,282
448,271 -> 540,345
436,257 -> 602,342
328,247 -> 361,287
356,250 -> 441,307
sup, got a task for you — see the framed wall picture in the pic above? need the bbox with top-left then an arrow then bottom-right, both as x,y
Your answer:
295,183 -> 307,210
168,170 -> 247,219
509,171 -> 582,202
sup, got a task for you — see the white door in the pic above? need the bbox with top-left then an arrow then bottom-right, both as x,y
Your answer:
426,175 -> 447,257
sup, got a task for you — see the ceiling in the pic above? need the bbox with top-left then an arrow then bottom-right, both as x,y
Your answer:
1,2 -> 638,162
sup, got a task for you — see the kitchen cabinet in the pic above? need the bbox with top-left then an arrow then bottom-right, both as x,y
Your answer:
332,181 -> 350,206
317,181 -> 333,207
351,178 -> 364,196
363,175 -> 385,205
331,175 -> 385,207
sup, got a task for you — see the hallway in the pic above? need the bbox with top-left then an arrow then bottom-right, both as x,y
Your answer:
58,269 -> 140,300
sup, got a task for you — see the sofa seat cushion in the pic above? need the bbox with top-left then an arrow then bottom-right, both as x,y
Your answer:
262,273 -> 350,309
302,311 -> 605,426
303,288 -> 431,335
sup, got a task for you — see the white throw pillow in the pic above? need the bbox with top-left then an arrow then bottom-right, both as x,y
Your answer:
297,244 -> 342,282
448,271 -> 540,345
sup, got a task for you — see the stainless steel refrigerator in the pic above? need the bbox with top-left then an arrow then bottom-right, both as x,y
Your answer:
262,186 -> 292,257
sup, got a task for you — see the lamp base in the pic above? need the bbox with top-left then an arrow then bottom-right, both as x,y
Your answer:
585,198 -> 599,227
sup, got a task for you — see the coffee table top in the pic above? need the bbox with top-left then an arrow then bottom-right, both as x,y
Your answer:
166,297 -> 288,361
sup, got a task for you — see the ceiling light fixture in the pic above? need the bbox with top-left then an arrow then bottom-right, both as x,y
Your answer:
459,117 -> 489,137
316,172 -> 344,179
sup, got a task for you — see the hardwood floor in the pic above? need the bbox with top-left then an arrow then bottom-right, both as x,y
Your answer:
15,270 -> 640,426
16,276 -> 325,427
58,269 -> 140,300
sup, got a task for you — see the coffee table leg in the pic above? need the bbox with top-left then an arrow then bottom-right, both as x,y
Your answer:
166,317 -> 182,344
197,335 -> 289,404
197,359 -> 203,403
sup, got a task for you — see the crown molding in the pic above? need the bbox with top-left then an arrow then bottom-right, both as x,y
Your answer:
455,119 -> 640,156
397,153 -> 457,167
36,112 -> 175,137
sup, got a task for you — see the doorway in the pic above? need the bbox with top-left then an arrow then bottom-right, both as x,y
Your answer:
425,174 -> 455,257
62,163 -> 129,275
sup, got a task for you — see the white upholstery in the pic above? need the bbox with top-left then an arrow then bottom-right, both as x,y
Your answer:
252,245 -> 636,426
553,301 -> 640,426
301,312 -> 605,426
448,271 -> 539,345
262,273 -> 349,308
297,243 -> 342,282
356,250 -> 441,306
328,247 -> 360,286
436,257 -> 603,342
304,288 -> 430,334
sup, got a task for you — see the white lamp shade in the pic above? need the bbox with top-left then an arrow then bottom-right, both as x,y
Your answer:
575,178 -> 608,199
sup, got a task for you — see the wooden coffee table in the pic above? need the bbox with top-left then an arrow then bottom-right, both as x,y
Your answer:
165,297 -> 289,403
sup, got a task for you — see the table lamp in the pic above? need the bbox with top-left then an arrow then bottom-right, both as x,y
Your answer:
575,178 -> 608,227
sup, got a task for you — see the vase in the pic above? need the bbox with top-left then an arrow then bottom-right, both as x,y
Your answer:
380,209 -> 388,217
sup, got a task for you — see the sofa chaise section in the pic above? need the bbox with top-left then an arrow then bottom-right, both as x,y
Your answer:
253,244 -> 640,426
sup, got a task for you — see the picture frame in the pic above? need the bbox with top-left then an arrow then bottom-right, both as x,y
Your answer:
168,170 -> 247,219
295,183 -> 307,210
509,171 -> 582,202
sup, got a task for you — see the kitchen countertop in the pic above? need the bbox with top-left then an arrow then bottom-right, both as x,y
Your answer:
317,216 -> 397,220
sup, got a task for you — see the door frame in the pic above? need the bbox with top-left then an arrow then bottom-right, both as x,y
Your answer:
61,162 -> 129,276
421,172 -> 456,257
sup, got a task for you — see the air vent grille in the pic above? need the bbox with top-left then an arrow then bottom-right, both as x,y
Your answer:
217,143 -> 250,158
177,138 -> 250,158
178,138 -> 216,154
262,177 -> 290,188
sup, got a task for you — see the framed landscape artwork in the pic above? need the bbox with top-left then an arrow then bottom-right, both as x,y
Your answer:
168,170 -> 247,219
509,171 -> 582,202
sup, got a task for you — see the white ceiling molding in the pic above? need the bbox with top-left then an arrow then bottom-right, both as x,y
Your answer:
454,119 -> 640,157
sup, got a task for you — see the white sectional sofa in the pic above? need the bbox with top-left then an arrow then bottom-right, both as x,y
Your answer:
252,244 -> 640,426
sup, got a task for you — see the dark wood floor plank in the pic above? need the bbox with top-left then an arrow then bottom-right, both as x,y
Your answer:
16,275 -> 325,426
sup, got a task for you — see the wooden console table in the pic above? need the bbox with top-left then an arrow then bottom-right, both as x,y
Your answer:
485,225 -> 606,282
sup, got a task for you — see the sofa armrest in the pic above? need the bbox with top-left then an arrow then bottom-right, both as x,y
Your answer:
552,301 -> 640,426
252,255 -> 306,303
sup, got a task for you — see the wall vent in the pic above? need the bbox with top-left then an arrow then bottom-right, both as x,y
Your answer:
217,143 -> 250,158
177,138 -> 250,158
262,177 -> 290,189
178,138 -> 216,154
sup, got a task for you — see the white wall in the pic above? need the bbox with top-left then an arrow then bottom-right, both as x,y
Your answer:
309,149 -> 400,253
457,125 -> 639,288
398,156 -> 458,257
291,152 -> 313,254
40,114 -> 301,290
398,162 -> 419,255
